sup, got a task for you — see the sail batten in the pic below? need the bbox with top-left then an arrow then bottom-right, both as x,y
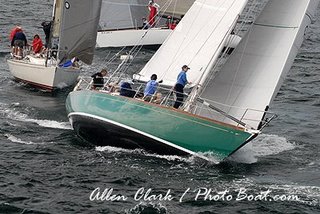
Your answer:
200,0 -> 320,129
134,0 -> 248,87
58,0 -> 102,64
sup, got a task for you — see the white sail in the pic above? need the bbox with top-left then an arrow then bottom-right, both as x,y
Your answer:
58,0 -> 102,64
134,0 -> 248,87
99,0 -> 194,30
199,0 -> 320,129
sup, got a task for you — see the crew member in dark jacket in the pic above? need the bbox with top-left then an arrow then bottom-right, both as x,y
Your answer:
91,69 -> 107,89
41,21 -> 52,48
11,29 -> 27,58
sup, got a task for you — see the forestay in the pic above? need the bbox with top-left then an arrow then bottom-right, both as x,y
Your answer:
199,0 -> 319,129
99,0 -> 195,30
134,0 -> 248,87
58,0 -> 102,64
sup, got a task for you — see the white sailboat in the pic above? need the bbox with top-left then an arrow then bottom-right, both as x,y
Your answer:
67,0 -> 319,161
7,0 -> 102,92
96,0 -> 195,48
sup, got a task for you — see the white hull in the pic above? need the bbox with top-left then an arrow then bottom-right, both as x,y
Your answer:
96,28 -> 241,49
96,28 -> 172,48
7,57 -> 80,91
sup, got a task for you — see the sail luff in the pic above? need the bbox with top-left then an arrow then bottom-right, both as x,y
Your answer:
199,0 -> 320,129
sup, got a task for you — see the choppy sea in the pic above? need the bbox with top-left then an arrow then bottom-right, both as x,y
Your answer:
1,0 -> 320,213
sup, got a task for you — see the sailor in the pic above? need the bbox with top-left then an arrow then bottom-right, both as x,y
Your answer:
143,74 -> 163,101
32,34 -> 44,54
142,17 -> 150,29
120,82 -> 136,98
91,69 -> 108,89
148,0 -> 159,27
173,65 -> 191,109
41,21 -> 52,48
11,27 -> 27,58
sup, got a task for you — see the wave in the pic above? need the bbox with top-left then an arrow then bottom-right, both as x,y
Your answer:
0,103 -> 71,130
95,146 -> 196,163
232,178 -> 320,206
4,134 -> 54,145
126,202 -> 167,214
229,134 -> 296,164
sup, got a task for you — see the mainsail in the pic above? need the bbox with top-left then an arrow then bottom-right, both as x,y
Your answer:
58,0 -> 102,64
199,0 -> 319,129
99,0 -> 194,30
134,0 -> 248,87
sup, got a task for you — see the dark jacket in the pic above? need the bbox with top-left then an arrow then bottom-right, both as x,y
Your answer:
11,32 -> 27,46
91,72 -> 104,87
120,82 -> 135,98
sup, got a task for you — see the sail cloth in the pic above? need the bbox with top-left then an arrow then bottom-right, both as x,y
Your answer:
199,0 -> 320,129
99,0 -> 148,30
99,0 -> 195,30
134,0 -> 249,87
58,0 -> 102,64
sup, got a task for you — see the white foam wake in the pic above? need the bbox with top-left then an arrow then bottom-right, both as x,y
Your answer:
1,103 -> 71,130
230,134 -> 296,163
95,146 -> 195,163
4,134 -> 54,145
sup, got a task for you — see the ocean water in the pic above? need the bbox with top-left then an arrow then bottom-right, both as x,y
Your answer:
1,0 -> 320,213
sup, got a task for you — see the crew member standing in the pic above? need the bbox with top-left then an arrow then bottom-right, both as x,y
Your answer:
173,65 -> 191,109
41,21 -> 52,48
148,0 -> 159,27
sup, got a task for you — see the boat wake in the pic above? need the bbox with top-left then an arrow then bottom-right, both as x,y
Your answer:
95,146 -> 196,163
0,103 -> 71,130
229,134 -> 296,164
4,134 -> 53,145
95,134 -> 294,165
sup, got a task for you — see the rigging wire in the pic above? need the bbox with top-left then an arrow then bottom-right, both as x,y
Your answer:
200,0 -> 261,96
156,0 -> 228,81
109,0 -> 176,82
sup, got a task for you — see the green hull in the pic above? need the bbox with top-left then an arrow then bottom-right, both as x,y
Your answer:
66,90 -> 254,161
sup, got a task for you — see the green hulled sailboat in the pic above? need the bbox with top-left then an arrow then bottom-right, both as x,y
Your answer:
66,0 -> 319,161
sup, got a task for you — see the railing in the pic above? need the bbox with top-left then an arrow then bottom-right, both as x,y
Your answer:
11,46 -> 59,66
74,76 -> 277,131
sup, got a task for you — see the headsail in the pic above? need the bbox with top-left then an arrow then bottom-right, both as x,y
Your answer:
199,0 -> 320,129
134,0 -> 248,87
58,0 -> 102,64
99,0 -> 195,30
